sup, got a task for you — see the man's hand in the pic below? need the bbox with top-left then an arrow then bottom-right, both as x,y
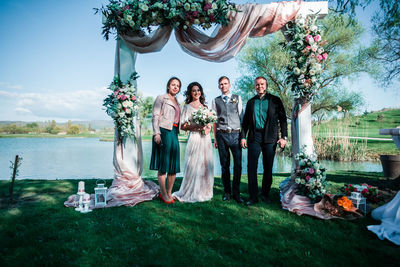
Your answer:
241,139 -> 247,149
277,138 -> 287,149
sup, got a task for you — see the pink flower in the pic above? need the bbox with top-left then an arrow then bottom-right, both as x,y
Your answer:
209,14 -> 215,22
192,11 -> 198,17
204,3 -> 212,11
131,96 -> 136,101
306,46 -> 311,50
305,35 -> 313,42
117,95 -> 121,99
312,47 -> 317,52
322,53 -> 328,60
362,188 -> 368,194
317,55 -> 323,61
306,175 -> 311,181
309,168 -> 315,174
120,95 -> 127,101
313,35 -> 321,42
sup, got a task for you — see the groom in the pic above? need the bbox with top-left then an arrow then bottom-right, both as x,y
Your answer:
241,76 -> 288,206
212,76 -> 244,204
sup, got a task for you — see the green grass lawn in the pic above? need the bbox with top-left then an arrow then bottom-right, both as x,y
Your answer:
1,173 -> 399,266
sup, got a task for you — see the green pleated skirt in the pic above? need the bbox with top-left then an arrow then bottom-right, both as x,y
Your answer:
150,126 -> 180,174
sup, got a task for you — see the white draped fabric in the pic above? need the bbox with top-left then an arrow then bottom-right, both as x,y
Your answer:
368,192 -> 400,245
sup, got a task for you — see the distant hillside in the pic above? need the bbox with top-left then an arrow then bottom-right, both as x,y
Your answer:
314,108 -> 400,139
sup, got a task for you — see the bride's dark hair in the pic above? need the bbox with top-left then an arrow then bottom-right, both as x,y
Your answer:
184,82 -> 206,105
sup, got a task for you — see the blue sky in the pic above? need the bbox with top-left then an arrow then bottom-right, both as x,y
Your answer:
0,0 -> 398,122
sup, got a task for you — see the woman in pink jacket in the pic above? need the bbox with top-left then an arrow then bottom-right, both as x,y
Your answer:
150,77 -> 182,204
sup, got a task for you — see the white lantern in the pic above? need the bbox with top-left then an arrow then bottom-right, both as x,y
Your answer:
349,192 -> 367,214
94,179 -> 107,208
81,193 -> 92,213
75,181 -> 85,212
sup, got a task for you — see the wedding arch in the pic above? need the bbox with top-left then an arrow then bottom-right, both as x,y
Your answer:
100,0 -> 331,213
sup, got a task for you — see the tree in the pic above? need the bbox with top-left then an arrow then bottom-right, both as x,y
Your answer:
45,120 -> 61,134
369,1 -> 400,85
67,125 -> 80,135
331,0 -> 400,86
138,95 -> 155,121
234,13 -> 374,117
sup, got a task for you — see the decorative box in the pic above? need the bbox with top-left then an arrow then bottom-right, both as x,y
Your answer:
349,192 -> 367,214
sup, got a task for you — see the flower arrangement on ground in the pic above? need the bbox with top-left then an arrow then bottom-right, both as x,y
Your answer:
96,0 -> 237,40
344,183 -> 381,203
294,150 -> 328,202
315,194 -> 362,219
284,14 -> 329,101
103,74 -> 139,140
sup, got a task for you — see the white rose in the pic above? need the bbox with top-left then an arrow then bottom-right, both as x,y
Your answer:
212,3 -> 217,9
293,67 -> 301,75
310,25 -> 318,32
122,101 -> 129,108
194,19 -> 200,25
125,108 -> 132,114
309,69 -> 316,76
118,112 -> 125,117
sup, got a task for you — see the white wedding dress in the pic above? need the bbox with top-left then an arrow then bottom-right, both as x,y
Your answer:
173,104 -> 214,203
367,191 -> 400,245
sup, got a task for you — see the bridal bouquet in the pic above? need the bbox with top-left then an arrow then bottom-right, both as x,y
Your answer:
103,75 -> 139,140
191,107 -> 217,125
344,183 -> 381,203
284,14 -> 329,101
294,150 -> 328,202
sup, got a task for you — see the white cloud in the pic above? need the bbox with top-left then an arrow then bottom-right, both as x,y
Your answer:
0,87 -> 111,121
0,82 -> 24,90
14,107 -> 32,115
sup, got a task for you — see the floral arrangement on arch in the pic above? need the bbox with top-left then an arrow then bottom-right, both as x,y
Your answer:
284,14 -> 329,101
344,183 -> 381,203
96,0 -> 237,40
294,150 -> 328,202
103,74 -> 139,140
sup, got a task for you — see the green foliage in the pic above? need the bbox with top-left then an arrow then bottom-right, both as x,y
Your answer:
234,13 -> 372,116
66,125 -> 80,135
331,0 -> 400,86
1,174 -> 399,266
0,124 -> 29,134
45,120 -> 61,135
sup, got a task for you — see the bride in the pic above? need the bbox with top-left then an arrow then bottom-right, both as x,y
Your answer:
173,82 -> 214,203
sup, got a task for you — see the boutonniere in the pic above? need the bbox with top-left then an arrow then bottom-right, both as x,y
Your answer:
230,97 -> 238,104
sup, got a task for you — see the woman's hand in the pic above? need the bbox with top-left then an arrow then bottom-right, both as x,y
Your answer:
154,134 -> 161,145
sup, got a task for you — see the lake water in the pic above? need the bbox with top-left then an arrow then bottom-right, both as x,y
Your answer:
0,137 -> 383,180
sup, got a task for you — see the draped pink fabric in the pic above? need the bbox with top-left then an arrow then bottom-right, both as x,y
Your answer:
119,0 -> 301,62
65,127 -> 159,209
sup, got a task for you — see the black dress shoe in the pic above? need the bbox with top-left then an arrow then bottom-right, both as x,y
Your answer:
245,199 -> 259,206
232,195 -> 244,204
222,193 -> 231,201
260,195 -> 271,204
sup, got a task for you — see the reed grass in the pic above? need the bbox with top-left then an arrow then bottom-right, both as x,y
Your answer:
313,125 -> 368,161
